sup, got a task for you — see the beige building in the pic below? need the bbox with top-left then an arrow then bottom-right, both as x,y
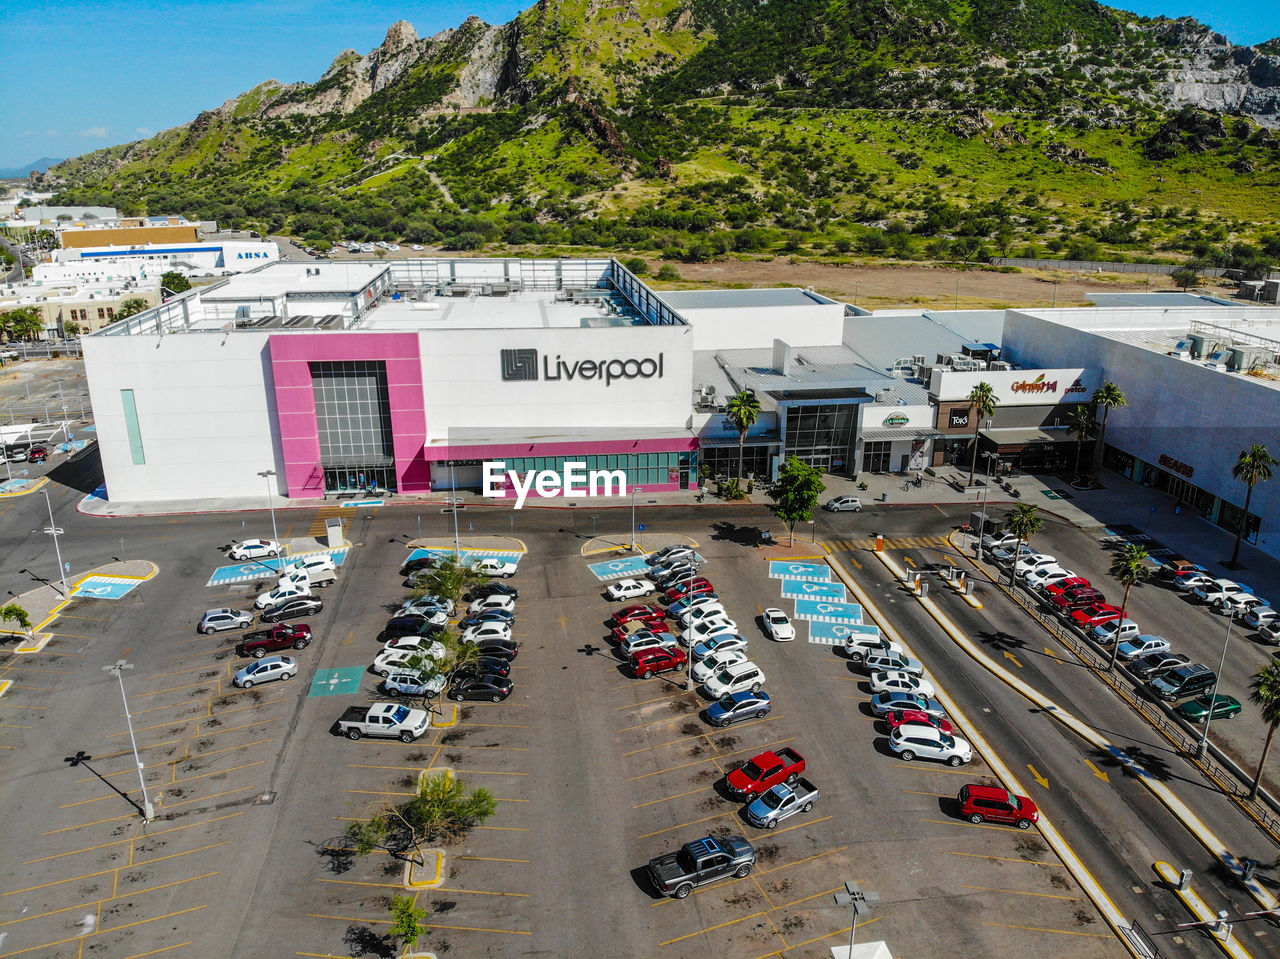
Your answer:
60,223 -> 197,248
0,277 -> 162,336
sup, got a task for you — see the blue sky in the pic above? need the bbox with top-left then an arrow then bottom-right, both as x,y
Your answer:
0,0 -> 1275,170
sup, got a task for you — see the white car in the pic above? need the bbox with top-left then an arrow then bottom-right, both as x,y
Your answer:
692,648 -> 749,684
678,603 -> 729,628
1115,634 -> 1171,661
373,648 -> 440,678
683,617 -> 738,647
606,579 -> 654,601
381,637 -> 447,659
703,660 -> 766,698
991,542 -> 1036,563
1013,554 -> 1057,577
255,581 -> 311,609
1025,565 -> 1074,590
1244,606 -> 1280,630
1175,573 -> 1216,593
843,635 -> 904,662
398,596 -> 455,617
889,725 -> 972,766
1092,618 -> 1139,646
233,655 -> 297,688
230,538 -> 282,560
869,670 -> 937,698
460,622 -> 513,644
288,554 -> 336,577
761,608 -> 795,642
411,244 -> 424,251
467,594 -> 515,615
620,631 -> 679,659
693,633 -> 749,661
474,558 -> 518,578
823,495 -> 862,512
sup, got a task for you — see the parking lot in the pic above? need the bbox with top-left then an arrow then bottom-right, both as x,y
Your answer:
1,507 -> 1125,958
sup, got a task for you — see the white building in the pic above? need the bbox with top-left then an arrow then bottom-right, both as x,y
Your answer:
36,240 -> 278,283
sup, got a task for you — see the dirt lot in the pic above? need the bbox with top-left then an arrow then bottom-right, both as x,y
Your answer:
652,259 -> 1216,311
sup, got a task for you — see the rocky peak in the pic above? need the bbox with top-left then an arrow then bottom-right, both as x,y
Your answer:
380,20 -> 419,57
323,49 -> 360,78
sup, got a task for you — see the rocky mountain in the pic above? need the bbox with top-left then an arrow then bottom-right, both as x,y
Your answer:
43,0 -> 1280,276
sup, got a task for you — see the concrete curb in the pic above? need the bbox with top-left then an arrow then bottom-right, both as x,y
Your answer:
1153,861 -> 1255,958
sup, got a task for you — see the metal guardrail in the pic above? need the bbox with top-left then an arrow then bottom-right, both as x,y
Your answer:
982,559 -> 1280,844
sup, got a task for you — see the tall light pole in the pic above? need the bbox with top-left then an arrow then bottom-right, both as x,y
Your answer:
834,880 -> 879,959
450,461 -> 461,561
104,660 -> 154,821
40,488 -> 68,595
256,469 -> 280,560
630,486 -> 644,551
685,563 -> 697,692
975,450 -> 997,560
1198,614 -> 1236,758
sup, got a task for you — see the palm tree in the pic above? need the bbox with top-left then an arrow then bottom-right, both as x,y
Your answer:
1004,503 -> 1042,586
725,389 -> 761,483
1106,544 -> 1151,669
1090,381 -> 1127,481
965,381 -> 999,488
1230,444 -> 1277,567
1065,406 -> 1096,482
1249,661 -> 1280,800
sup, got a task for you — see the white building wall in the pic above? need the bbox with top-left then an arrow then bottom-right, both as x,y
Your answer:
1004,309 -> 1280,557
421,324 -> 694,439
84,332 -> 280,502
682,304 -> 845,351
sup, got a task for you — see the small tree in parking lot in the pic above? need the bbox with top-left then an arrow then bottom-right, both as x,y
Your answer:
769,456 -> 826,546
345,771 -> 497,865
0,602 -> 32,641
1106,543 -> 1151,670
388,895 -> 430,952
1003,503 -> 1042,586
411,556 -> 484,606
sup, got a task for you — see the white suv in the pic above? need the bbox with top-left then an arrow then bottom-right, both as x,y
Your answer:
703,661 -> 765,698
889,725 -> 973,766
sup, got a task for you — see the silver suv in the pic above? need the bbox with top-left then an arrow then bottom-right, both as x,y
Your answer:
199,607 -> 254,634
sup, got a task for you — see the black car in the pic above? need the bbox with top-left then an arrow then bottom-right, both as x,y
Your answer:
457,610 -> 516,631
260,596 -> 323,623
459,657 -> 512,680
1128,651 -> 1190,680
380,616 -> 445,642
448,673 -> 514,702
399,556 -> 437,577
465,582 -> 520,602
470,637 -> 519,661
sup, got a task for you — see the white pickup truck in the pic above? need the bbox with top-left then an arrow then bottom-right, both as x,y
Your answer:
336,702 -> 430,743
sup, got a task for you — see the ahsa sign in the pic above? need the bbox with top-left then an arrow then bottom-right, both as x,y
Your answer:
931,368 -> 1100,405
501,349 -> 664,386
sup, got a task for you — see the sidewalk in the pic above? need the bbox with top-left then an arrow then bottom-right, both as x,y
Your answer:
1,559 -> 158,653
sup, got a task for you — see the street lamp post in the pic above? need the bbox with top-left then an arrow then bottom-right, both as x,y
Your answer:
833,880 -> 879,959
1198,614 -> 1236,758
256,469 -> 280,558
104,660 -> 154,820
450,461 -> 461,560
40,488 -> 68,595
630,486 -> 644,551
975,451 -> 997,560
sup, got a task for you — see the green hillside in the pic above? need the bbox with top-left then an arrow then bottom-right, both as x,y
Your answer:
45,0 -> 1280,276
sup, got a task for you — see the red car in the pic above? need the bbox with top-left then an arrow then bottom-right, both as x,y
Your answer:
611,619 -> 671,643
1049,587 -> 1106,611
630,645 -> 688,679
1071,603 -> 1123,627
610,604 -> 666,629
1045,576 -> 1091,597
664,578 -> 713,603
885,709 -> 954,736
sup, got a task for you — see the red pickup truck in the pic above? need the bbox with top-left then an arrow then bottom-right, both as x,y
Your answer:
725,747 -> 805,800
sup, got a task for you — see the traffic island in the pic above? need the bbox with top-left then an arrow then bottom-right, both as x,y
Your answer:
403,847 -> 446,890
430,702 -> 459,728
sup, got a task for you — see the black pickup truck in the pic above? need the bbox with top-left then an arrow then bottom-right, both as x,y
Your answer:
647,834 -> 755,899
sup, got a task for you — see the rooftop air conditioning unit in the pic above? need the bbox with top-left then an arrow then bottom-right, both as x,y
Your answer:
1168,339 -> 1193,359
1204,350 -> 1231,371
989,360 -> 1012,371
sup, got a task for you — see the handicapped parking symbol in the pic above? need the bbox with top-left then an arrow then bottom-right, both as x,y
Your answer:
788,565 -> 810,573
831,625 -> 852,636
816,603 -> 842,613
801,583 -> 824,592
77,586 -> 114,596
608,561 -> 630,570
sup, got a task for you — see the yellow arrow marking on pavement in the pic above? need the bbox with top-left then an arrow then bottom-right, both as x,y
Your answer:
1084,760 -> 1110,783
1027,765 -> 1049,789
1003,651 -> 1023,668
1044,647 -> 1059,660
903,556 -> 917,568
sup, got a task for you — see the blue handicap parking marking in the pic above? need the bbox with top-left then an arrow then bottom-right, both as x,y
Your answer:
71,575 -> 143,600
780,579 -> 846,601
588,556 -> 651,581
407,547 -> 523,568
808,620 -> 881,645
0,478 -> 32,494
206,547 -> 350,587
794,597 -> 863,623
340,499 -> 383,507
768,560 -> 830,581
309,667 -> 366,697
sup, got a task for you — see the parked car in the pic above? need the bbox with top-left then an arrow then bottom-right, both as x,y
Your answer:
745,778 -> 819,829
705,690 -> 772,726
470,637 -> 519,660
460,622 -> 513,644
630,645 -> 688,679
397,596 -> 454,617
612,620 -> 671,647
992,542 -> 1038,563
238,623 -> 312,657
1216,593 -> 1269,618
1048,588 -> 1106,613
337,703 -> 430,742
890,725 -> 972,766
606,578 -> 655,601
287,554 -> 337,578
229,538 -> 282,560
1025,565 -> 1074,590
381,616 -> 445,643
980,531 -> 1019,552
1127,651 -> 1189,680
260,595 -> 323,623
684,617 -> 739,647
467,594 -> 516,616
678,602 -> 730,627
725,747 -> 806,800
1193,578 -> 1251,605
1261,620 -> 1280,644
842,635 -> 904,663
233,655 -> 297,688
1177,694 -> 1243,723
691,647 -> 750,684
1072,604 -> 1124,628
870,691 -> 946,718
862,650 -> 924,676
1045,576 -> 1093,598
670,595 -> 723,621
1175,573 -> 1217,594
383,669 -> 447,699
870,670 -> 936,698
823,495 -> 862,512
381,637 -> 446,660
650,562 -> 702,587
761,608 -> 795,642
373,648 -> 439,678
27,444 -> 48,464
1244,606 -> 1280,630
647,545 -> 697,565
1147,663 -> 1217,701
646,834 -> 755,899
457,609 -> 516,631
610,604 -> 667,629
620,630 -> 679,659
957,783 -> 1039,829
693,633 -> 749,662
664,578 -> 714,603
448,673 -> 514,702
703,660 -> 766,697
255,581 -> 310,610
199,607 -> 254,634
1014,554 -> 1058,578
1091,618 -> 1140,645
465,582 -> 519,601
474,557 -> 518,578
1162,558 -> 1208,580
885,709 -> 954,736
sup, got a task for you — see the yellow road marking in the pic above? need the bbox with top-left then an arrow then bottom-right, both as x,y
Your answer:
172,760 -> 264,784
615,693 -> 682,711
1028,764 -> 1050,788
637,808 -> 738,840
306,913 -> 529,936
922,817 -> 1028,832
475,825 -> 530,831
1004,651 -> 1023,668
947,851 -> 1056,867
1084,759 -> 1111,783
124,943 -> 192,959
634,785 -> 710,809
457,855 -> 531,863
963,884 -> 1081,900
772,916 -> 882,955
161,785 -> 259,808
659,910 -> 767,947
983,921 -> 1112,939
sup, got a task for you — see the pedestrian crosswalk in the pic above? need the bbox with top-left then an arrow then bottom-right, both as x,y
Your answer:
308,505 -> 357,537
826,534 -> 952,553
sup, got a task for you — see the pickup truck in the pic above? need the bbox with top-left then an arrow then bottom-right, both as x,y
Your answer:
647,834 -> 755,899
725,747 -> 805,801
336,702 -> 430,743
745,777 -> 819,829
237,623 -> 312,658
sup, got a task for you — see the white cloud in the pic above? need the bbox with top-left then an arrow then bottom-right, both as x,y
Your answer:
80,126 -> 107,138
135,126 -> 153,136
21,131 -> 33,136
